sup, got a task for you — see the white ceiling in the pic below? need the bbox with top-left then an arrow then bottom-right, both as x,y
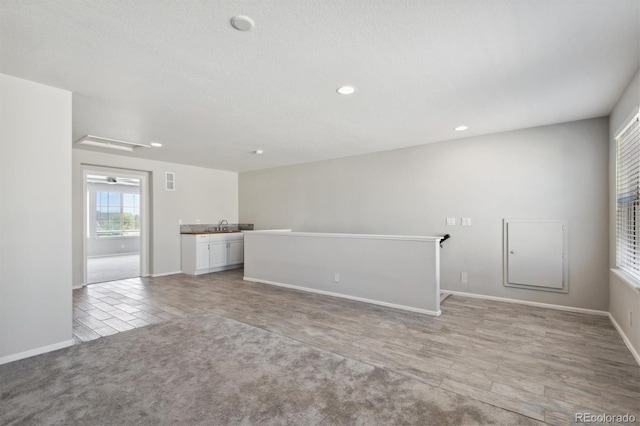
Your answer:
1,0 -> 638,172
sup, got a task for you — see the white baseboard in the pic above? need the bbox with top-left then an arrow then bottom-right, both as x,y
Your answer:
72,284 -> 84,289
441,290 -> 608,316
440,292 -> 452,303
149,271 -> 182,277
88,252 -> 140,258
244,276 -> 441,316
0,339 -> 74,366
190,264 -> 243,275
608,313 -> 640,366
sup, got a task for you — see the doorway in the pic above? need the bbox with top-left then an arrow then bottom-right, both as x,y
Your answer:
82,166 -> 150,285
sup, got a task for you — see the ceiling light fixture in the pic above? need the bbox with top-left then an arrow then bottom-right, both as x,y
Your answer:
337,85 -> 356,95
150,142 -> 163,147
454,125 -> 468,131
75,135 -> 150,152
231,15 -> 255,31
254,150 -> 264,155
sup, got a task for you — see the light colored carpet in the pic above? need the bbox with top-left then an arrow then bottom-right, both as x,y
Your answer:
0,313 -> 540,425
87,254 -> 140,284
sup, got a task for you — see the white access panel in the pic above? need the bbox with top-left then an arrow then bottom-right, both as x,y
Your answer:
504,219 -> 568,293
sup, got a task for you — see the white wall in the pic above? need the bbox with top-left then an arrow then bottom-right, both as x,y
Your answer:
609,68 -> 640,361
72,150 -> 238,285
244,231 -> 441,315
240,118 -> 609,311
0,74 -> 73,363
88,236 -> 141,257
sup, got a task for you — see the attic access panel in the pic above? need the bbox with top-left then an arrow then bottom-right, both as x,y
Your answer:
503,219 -> 568,293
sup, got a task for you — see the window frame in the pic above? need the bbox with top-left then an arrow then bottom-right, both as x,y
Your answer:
615,111 -> 640,284
95,190 -> 141,238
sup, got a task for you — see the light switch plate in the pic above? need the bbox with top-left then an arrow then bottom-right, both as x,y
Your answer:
462,218 -> 471,226
446,217 -> 456,226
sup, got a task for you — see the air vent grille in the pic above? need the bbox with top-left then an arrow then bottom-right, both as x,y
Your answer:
166,172 -> 175,191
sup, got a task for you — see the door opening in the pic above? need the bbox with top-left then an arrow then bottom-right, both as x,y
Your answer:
82,167 -> 150,285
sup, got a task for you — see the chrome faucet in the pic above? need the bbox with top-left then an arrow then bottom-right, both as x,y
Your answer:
218,219 -> 229,230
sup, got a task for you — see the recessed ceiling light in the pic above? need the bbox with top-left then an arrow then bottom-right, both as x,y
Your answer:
337,85 -> 356,95
254,150 -> 264,155
454,125 -> 468,131
231,15 -> 255,31
150,142 -> 163,147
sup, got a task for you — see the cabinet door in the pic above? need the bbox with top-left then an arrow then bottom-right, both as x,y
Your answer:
228,240 -> 244,264
210,241 -> 228,267
196,243 -> 210,270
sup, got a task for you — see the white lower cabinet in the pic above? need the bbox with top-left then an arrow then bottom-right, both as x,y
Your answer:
196,242 -> 210,270
228,240 -> 244,264
181,233 -> 244,275
209,241 -> 228,267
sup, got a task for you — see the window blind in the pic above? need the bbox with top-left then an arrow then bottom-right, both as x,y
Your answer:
616,112 -> 640,282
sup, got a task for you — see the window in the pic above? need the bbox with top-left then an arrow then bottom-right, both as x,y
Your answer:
616,112 -> 640,281
96,191 -> 140,237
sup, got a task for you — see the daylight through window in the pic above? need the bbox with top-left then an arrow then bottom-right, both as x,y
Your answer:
96,191 -> 141,237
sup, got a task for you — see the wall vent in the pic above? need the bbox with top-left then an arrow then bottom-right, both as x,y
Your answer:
165,172 -> 175,191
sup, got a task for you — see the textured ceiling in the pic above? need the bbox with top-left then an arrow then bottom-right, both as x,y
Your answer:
1,0 -> 638,172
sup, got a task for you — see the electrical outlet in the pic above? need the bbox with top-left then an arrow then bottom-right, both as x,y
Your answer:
334,273 -> 340,283
461,218 -> 471,226
121,244 -> 125,249
446,217 -> 456,226
196,219 -> 200,224
179,219 -> 183,225
461,272 -> 468,283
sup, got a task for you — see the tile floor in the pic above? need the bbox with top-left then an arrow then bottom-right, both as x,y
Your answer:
72,277 -> 182,343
